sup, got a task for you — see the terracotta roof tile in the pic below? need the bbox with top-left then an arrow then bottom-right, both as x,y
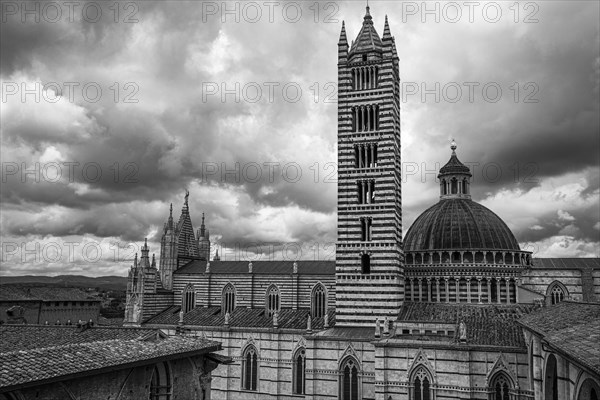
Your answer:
518,302 -> 600,375
145,306 -> 335,330
175,260 -> 335,275
0,325 -> 220,390
398,302 -> 538,348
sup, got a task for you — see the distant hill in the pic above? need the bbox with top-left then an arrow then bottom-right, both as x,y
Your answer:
0,275 -> 128,291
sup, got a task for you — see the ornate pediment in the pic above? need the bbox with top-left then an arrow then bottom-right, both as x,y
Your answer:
338,342 -> 360,367
406,348 -> 436,383
487,353 -> 519,389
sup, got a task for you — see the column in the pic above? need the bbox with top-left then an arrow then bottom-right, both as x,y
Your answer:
506,278 -> 512,304
418,278 -> 423,302
371,144 -> 375,167
477,278 -> 482,304
455,277 -> 460,303
496,277 -> 501,303
427,279 -> 432,302
444,278 -> 449,303
515,278 -> 520,303
410,278 -> 415,302
436,278 -> 440,303
466,277 -> 471,303
358,145 -> 363,167
366,106 -> 370,131
487,278 -> 492,303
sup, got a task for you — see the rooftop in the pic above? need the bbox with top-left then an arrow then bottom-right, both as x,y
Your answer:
403,198 -> 521,252
175,260 -> 335,275
145,305 -> 334,331
0,324 -> 221,390
529,258 -> 599,270
518,302 -> 600,375
398,302 -> 538,348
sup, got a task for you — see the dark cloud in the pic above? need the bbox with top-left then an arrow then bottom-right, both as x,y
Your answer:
1,1 -> 599,275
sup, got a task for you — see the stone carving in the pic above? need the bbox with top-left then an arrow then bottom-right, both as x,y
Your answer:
459,320 -> 467,342
375,318 -> 381,337
383,317 -> 390,336
224,312 -> 230,325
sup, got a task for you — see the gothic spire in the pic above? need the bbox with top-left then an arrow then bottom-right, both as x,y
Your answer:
338,21 -> 347,45
383,15 -> 392,39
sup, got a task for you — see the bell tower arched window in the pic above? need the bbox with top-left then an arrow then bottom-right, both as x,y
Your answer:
361,253 -> 371,274
182,284 -> 196,313
266,285 -> 280,317
242,345 -> 258,391
312,283 -> 327,318
340,358 -> 359,400
222,283 -> 236,315
293,348 -> 306,394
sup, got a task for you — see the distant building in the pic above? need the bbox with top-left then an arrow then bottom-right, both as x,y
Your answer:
124,5 -> 600,400
0,286 -> 100,326
0,323 -> 230,400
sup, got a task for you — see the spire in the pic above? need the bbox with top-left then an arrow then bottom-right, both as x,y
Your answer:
200,212 -> 206,236
383,15 -> 392,39
349,2 -> 382,56
214,249 -> 220,261
151,253 -> 156,267
338,21 -> 347,45
134,253 -> 138,268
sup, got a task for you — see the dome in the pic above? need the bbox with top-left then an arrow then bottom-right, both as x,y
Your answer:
404,198 -> 520,252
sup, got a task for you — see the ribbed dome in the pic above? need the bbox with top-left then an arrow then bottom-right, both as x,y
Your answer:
404,199 -> 520,251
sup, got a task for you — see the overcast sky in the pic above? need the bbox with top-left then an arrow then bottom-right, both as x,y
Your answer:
1,0 -> 599,276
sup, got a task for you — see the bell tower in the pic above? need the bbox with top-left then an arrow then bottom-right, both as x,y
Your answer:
335,7 -> 404,326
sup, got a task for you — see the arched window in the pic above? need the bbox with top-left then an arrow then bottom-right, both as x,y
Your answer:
149,362 -> 172,400
361,253 -> 371,274
340,358 -> 359,400
412,367 -> 432,400
462,179 -> 469,194
293,348 -> 306,394
182,284 -> 196,313
545,354 -> 558,400
578,378 -> 600,400
547,282 -> 568,305
489,373 -> 512,400
222,283 -> 236,315
451,178 -> 458,194
312,284 -> 327,319
242,345 -> 258,391
266,285 -> 280,317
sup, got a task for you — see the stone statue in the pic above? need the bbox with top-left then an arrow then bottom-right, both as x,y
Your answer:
459,320 -> 467,342
307,315 -> 312,331
273,311 -> 278,327
383,317 -> 390,335
293,261 -> 298,274
324,313 -> 329,328
375,318 -> 381,337
205,262 -> 210,273
248,262 -> 253,273
224,312 -> 230,325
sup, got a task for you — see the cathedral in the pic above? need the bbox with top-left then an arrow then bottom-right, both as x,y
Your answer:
125,6 -> 600,400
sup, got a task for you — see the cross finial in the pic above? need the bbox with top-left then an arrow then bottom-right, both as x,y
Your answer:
451,138 -> 457,154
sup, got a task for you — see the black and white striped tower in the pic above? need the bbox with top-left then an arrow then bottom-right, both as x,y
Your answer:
335,7 -> 404,327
